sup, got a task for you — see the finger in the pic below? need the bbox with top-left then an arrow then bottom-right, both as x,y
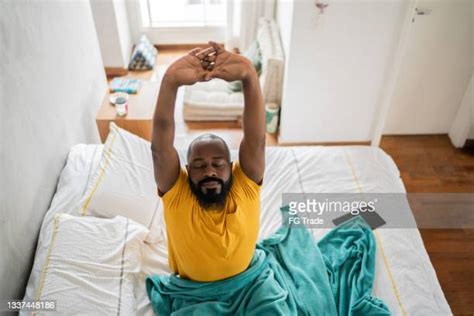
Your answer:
202,54 -> 213,61
205,71 -> 215,81
206,55 -> 217,62
201,51 -> 217,64
204,60 -> 215,70
196,47 -> 216,59
200,70 -> 212,82
208,41 -> 221,52
207,67 -> 223,80
208,41 -> 225,54
212,51 -> 231,68
187,47 -> 201,56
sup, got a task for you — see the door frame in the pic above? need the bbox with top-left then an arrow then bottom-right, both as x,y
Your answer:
370,0 -> 418,146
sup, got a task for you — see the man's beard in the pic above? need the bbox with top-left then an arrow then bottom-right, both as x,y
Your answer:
189,175 -> 233,210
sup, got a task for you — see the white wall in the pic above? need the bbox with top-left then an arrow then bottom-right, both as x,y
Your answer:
383,0 -> 473,135
449,73 -> 473,147
276,0 -> 294,57
90,0 -> 132,68
0,0 -> 107,300
471,111 -> 474,139
467,2 -> 474,140
278,0 -> 407,143
114,0 -> 133,67
276,0 -> 294,143
448,1 -> 473,146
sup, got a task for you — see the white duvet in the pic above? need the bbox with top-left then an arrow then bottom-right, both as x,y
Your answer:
23,144 -> 451,315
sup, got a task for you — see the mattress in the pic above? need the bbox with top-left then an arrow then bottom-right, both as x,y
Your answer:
24,144 -> 451,315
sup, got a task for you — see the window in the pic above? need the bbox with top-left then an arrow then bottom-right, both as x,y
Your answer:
141,0 -> 227,28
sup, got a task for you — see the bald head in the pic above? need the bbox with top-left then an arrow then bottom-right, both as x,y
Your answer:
187,134 -> 231,163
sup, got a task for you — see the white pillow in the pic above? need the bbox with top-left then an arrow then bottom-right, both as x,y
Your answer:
23,214 -> 148,315
80,123 -> 162,243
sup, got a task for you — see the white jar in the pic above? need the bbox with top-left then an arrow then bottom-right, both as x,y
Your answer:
115,96 -> 128,116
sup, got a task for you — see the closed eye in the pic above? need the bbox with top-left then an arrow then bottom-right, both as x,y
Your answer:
212,159 -> 227,168
191,164 -> 206,169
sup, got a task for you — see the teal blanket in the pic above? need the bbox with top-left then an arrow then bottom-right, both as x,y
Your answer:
146,207 -> 390,315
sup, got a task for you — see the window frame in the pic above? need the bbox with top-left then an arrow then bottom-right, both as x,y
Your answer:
127,0 -> 227,45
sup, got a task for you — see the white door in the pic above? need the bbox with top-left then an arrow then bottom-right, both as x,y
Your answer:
384,0 -> 473,135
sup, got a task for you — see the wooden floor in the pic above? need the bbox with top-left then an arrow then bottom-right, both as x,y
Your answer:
118,47 -> 474,315
380,136 -> 474,315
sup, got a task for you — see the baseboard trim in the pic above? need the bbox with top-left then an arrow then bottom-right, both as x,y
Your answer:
464,139 -> 474,148
105,67 -> 128,78
278,140 -> 371,146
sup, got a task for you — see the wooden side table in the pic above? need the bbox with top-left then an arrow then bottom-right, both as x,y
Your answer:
96,80 -> 160,142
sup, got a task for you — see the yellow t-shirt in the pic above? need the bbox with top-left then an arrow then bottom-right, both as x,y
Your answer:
161,160 -> 261,282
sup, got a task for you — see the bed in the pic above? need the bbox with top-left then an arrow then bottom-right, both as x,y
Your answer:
21,125 -> 451,315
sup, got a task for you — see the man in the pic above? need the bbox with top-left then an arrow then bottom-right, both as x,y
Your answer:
151,41 -> 266,282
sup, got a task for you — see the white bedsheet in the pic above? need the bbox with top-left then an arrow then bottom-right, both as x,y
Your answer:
25,144 -> 451,316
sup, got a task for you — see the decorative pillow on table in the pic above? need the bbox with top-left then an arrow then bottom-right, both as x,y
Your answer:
128,35 -> 158,71
228,41 -> 263,93
24,214 -> 147,315
80,122 -> 163,243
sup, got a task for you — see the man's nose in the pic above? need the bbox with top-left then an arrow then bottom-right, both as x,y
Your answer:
204,165 -> 217,177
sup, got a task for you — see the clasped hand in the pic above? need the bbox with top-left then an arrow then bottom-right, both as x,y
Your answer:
164,41 -> 255,88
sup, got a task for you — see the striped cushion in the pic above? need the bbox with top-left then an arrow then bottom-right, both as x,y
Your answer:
128,35 -> 157,71
26,214 -> 147,315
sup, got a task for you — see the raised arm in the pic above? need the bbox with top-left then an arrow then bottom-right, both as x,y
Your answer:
151,47 -> 217,195
207,42 -> 266,184
239,66 -> 266,184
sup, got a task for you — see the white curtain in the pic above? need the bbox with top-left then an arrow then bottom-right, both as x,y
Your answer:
449,72 -> 474,148
226,0 -> 276,52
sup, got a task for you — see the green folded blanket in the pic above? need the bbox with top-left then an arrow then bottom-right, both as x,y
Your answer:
146,207 -> 390,315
